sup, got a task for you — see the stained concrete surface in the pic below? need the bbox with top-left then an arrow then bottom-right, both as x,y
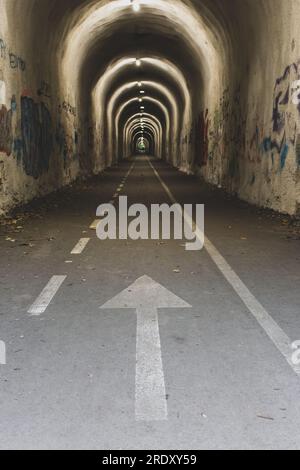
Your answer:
0,157 -> 300,450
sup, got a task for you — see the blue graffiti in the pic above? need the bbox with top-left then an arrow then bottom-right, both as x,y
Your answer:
261,133 -> 289,170
11,95 -> 17,112
13,138 -> 23,163
280,143 -> 289,169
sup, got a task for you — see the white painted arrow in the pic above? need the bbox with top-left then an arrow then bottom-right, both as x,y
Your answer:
100,275 -> 191,421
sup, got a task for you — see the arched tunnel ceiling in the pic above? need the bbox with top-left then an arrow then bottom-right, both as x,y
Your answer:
6,0 -> 282,99
126,115 -> 162,150
110,81 -> 177,141
2,0 -> 299,216
7,0 -> 274,76
100,61 -> 186,123
115,97 -> 169,162
5,0 -> 279,157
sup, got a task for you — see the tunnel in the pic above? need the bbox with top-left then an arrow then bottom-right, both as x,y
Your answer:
0,0 -> 300,451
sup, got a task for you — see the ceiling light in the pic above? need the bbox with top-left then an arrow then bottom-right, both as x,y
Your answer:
135,59 -> 141,67
131,1 -> 141,13
140,90 -> 145,94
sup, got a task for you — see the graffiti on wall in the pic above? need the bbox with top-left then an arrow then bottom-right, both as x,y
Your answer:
0,38 -> 26,71
56,121 -> 79,168
228,87 -> 246,178
0,103 -> 12,155
9,53 -> 26,72
0,79 -> 14,156
0,39 -> 6,59
194,109 -> 209,167
21,96 -> 53,178
37,80 -> 51,99
261,61 -> 300,170
203,60 -> 300,191
205,86 -> 245,181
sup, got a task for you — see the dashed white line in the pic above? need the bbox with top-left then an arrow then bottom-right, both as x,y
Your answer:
147,158 -> 300,377
71,238 -> 90,254
89,161 -> 135,230
28,275 -> 67,316
0,341 -> 6,365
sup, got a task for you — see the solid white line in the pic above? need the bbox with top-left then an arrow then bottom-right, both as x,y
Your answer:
28,275 -> 67,316
147,158 -> 300,376
135,307 -> 168,421
71,238 -> 90,254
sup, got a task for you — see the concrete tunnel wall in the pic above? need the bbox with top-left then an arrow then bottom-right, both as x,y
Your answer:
0,0 -> 300,216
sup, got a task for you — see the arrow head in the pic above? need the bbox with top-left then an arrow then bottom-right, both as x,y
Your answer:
100,275 -> 192,309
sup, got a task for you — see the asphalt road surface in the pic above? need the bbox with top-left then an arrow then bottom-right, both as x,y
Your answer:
0,156 -> 300,450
